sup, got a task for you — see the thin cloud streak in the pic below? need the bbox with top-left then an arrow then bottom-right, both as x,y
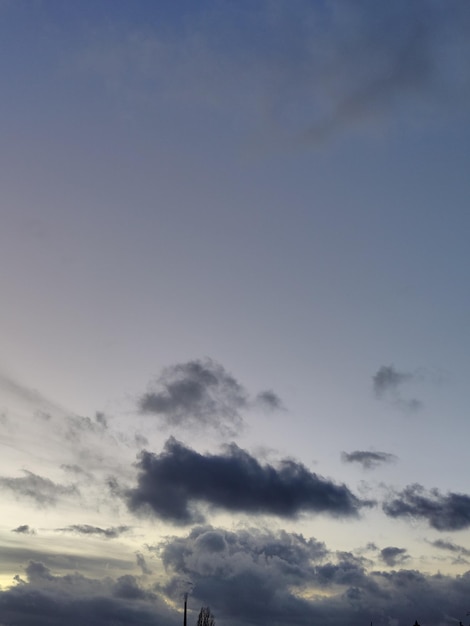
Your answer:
341,450 -> 397,470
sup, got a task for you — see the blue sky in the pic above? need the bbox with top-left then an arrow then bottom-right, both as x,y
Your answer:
1,2 -> 470,625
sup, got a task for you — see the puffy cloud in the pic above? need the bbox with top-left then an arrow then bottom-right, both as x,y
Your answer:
383,484 -> 470,530
341,450 -> 397,470
126,438 -> 369,524
138,359 -> 284,436
138,360 -> 248,436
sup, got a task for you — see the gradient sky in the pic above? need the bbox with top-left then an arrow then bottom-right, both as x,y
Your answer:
1,2 -> 470,625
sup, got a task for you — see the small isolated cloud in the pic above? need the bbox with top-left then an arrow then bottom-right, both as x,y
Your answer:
383,484 -> 470,531
126,438 -> 369,524
380,546 -> 409,567
55,525 -> 131,539
255,390 -> 284,411
341,450 -> 397,470
11,524 -> 35,535
372,365 -> 422,412
138,359 -> 283,436
0,470 -> 78,507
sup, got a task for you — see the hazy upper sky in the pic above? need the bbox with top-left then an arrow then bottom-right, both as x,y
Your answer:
1,2 -> 470,625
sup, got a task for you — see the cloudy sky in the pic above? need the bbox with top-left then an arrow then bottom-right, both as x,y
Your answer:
1,1 -> 470,625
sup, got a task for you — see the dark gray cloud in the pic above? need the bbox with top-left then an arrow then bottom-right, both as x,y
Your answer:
383,484 -> 470,531
380,547 -> 409,567
373,365 -> 422,412
341,450 -> 397,470
157,525 -> 470,626
0,470 -> 78,507
126,438 -> 369,524
3,531 -> 470,626
11,524 -> 35,535
138,359 -> 283,436
55,525 -> 131,539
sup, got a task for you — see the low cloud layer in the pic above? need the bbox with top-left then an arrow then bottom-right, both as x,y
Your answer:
0,560 -> 177,626
126,438 -> 368,524
342,450 -> 397,470
138,359 -> 282,436
157,525 -> 470,626
383,484 -> 470,531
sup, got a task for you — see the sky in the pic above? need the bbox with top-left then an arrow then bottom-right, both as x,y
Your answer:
1,1 -> 470,625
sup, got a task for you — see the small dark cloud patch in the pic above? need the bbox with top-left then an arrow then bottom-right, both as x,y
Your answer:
341,450 -> 396,470
0,470 -> 78,507
255,390 -> 284,411
138,359 -> 283,436
55,525 -> 131,539
136,551 -> 152,575
383,484 -> 470,531
373,365 -> 422,412
373,366 -> 412,395
380,546 -> 409,567
429,539 -> 470,557
12,524 -> 36,535
126,438 -> 369,524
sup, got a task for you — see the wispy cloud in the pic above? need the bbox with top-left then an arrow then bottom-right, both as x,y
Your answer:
79,1 -> 470,146
0,470 -> 78,507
